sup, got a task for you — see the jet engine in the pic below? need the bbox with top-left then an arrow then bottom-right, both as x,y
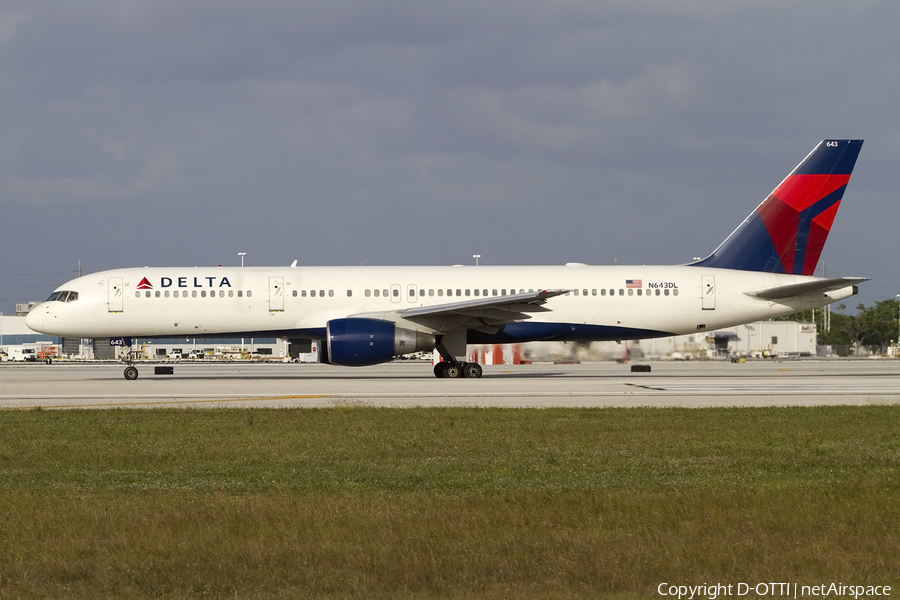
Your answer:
326,318 -> 435,366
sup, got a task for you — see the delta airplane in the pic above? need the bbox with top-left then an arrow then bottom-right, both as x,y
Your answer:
27,139 -> 866,380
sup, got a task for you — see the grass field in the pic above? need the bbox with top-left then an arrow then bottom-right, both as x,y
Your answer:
1,406 -> 898,599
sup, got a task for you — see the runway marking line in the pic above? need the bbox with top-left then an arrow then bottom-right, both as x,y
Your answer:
2,394 -> 332,410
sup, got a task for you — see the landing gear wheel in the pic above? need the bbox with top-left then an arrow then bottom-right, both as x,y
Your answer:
434,363 -> 447,378
124,366 -> 139,380
462,363 -> 483,378
442,363 -> 461,378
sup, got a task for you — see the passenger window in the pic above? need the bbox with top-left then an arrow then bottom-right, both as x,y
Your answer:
310,290 -> 316,297
247,290 -> 252,298
238,290 -> 243,298
291,290 -> 297,297
637,289 -> 642,296
373,289 -> 379,297
628,289 -> 633,296
655,289 -> 660,296
492,289 -> 498,296
501,289 -> 506,295
437,289 -> 443,297
592,289 -> 597,296
483,289 -> 488,296
583,289 -> 588,296
164,291 -> 170,298
365,289 -> 371,297
600,289 -> 606,296
429,289 -> 434,297
347,290 -> 352,297
220,290 -> 225,297
474,289 -> 479,297
155,291 -> 161,298
230,290 -> 235,298
465,289 -> 470,297
618,289 -> 624,296
664,289 -> 670,296
328,290 -> 334,297
573,290 -> 579,296
456,289 -> 461,297
192,291 -> 198,298
392,288 -> 399,298
673,289 -> 679,296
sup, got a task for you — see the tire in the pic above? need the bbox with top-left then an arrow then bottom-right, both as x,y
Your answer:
434,363 -> 447,378
443,363 -> 461,378
124,366 -> 139,380
462,363 -> 483,378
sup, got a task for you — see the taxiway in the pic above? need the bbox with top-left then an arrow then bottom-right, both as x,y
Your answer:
2,359 -> 899,409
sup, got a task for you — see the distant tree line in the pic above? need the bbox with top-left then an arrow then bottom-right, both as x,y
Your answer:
778,299 -> 900,356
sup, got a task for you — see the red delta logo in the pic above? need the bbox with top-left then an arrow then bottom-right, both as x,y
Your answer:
136,277 -> 154,290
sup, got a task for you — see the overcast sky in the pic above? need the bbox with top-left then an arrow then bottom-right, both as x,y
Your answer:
2,0 -> 899,314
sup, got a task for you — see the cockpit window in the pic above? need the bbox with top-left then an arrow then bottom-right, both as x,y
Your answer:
46,290 -> 78,302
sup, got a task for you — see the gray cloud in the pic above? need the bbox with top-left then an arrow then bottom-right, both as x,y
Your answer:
1,0 -> 899,309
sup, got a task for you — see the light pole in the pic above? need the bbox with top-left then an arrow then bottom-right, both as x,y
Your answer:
473,254 -> 481,266
238,252 -> 247,267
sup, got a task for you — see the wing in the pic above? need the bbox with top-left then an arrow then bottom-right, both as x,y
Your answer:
351,289 -> 570,334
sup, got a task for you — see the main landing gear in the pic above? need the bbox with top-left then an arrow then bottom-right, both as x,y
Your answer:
433,361 -> 483,379
432,332 -> 483,378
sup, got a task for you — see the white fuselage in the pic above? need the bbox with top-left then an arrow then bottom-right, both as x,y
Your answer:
25,264 -> 856,342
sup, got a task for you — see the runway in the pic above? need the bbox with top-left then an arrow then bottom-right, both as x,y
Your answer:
2,359 -> 900,409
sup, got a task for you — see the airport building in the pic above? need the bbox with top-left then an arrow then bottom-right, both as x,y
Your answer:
2,312 -> 822,363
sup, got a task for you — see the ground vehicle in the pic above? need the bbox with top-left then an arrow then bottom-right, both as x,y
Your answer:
6,347 -> 38,362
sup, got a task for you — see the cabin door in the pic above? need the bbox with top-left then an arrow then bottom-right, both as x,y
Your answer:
701,275 -> 716,310
108,277 -> 124,312
269,277 -> 284,312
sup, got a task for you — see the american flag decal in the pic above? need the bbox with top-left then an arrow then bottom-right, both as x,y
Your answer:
625,279 -> 642,288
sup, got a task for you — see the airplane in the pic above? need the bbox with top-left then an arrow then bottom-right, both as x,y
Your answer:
26,139 -> 866,380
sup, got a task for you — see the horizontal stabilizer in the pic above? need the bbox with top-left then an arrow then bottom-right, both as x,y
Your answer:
747,277 -> 869,301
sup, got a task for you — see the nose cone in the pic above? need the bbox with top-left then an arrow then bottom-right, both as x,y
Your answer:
25,305 -> 44,332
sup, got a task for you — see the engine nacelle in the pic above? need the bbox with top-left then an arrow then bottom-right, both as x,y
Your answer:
326,318 -> 435,367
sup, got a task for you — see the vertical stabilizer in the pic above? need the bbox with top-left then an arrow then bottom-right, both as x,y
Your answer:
691,139 -> 863,274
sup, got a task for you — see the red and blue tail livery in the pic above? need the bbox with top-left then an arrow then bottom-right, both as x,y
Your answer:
691,139 -> 863,274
